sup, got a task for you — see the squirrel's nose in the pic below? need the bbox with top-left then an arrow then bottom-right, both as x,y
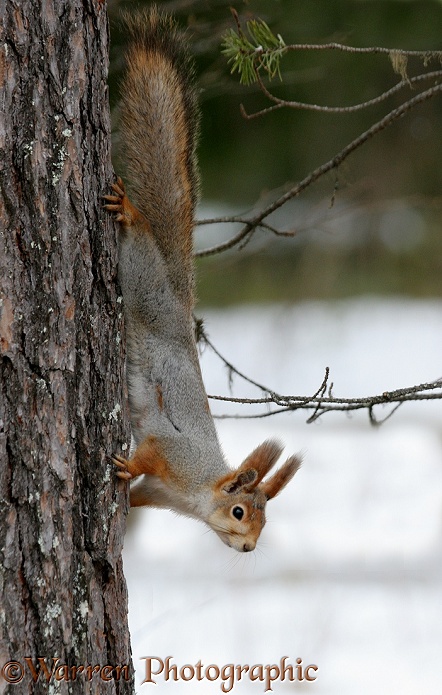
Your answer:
243,542 -> 255,552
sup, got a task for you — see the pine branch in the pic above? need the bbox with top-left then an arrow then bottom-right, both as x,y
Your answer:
197,12 -> 442,427
222,10 -> 442,88
221,9 -> 286,85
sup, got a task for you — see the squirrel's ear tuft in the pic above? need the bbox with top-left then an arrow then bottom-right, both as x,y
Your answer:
221,468 -> 258,494
260,455 -> 302,500
239,439 -> 284,486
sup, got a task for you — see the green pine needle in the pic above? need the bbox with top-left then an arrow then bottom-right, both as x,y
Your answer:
222,18 -> 286,86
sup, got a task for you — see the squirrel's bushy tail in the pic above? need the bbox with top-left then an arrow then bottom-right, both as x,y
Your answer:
120,6 -> 200,280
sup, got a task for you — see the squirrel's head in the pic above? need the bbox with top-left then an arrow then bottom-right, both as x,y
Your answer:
207,440 -> 301,553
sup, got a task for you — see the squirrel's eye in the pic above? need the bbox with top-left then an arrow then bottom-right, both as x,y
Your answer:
232,505 -> 244,520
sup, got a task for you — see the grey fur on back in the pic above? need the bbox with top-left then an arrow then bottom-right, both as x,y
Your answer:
118,8 -> 228,490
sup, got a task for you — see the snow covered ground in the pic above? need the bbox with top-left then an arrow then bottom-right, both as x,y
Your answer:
122,298 -> 442,694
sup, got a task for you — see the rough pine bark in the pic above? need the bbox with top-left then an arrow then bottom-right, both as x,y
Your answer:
0,0 -> 133,692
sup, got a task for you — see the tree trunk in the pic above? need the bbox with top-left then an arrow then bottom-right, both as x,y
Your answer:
0,0 -> 133,692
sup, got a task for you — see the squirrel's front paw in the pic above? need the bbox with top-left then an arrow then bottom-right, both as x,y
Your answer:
112,454 -> 133,481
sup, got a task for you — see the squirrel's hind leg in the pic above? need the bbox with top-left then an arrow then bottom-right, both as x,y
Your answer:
103,177 -> 149,231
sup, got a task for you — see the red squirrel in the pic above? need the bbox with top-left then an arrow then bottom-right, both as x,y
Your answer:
104,7 -> 301,552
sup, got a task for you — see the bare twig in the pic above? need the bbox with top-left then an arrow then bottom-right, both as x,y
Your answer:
209,379 -> 442,423
240,70 -> 442,119
200,325 -> 442,424
283,43 -> 442,58
199,326 -> 278,397
195,81 -> 442,257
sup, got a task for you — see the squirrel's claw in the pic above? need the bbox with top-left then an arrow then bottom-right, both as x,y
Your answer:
113,454 -> 127,467
102,177 -> 126,212
112,179 -> 126,197
103,177 -> 140,229
102,194 -> 121,204
116,470 -> 133,481
112,455 -> 133,480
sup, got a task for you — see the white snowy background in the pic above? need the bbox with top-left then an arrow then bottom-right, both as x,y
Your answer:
122,298 -> 442,694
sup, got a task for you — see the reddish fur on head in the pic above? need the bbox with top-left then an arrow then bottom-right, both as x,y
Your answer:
209,440 -> 301,552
